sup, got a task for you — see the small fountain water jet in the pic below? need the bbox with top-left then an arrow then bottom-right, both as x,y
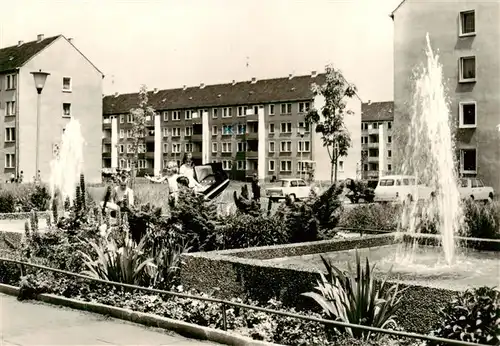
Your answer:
398,33 -> 465,266
49,118 -> 85,207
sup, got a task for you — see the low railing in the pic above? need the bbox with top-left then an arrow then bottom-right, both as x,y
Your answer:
0,257 -> 487,346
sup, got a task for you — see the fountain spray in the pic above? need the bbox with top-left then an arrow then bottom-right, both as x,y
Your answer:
400,33 -> 464,265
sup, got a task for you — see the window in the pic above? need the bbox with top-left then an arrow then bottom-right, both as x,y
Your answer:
459,101 -> 477,128
269,104 -> 275,115
298,102 -> 310,113
297,122 -> 310,133
338,161 -> 344,172
127,114 -> 133,123
5,74 -> 17,89
119,115 -> 124,123
280,141 -> 292,152
269,123 -> 275,134
222,125 -> 233,135
185,126 -> 193,136
4,153 -> 15,168
212,125 -> 218,136
222,107 -> 232,118
269,160 -> 275,171
222,142 -> 232,153
138,160 -> 147,169
172,143 -> 181,153
388,121 -> 392,129
163,160 -> 169,168
237,160 -> 247,170
172,128 -> 181,137
62,77 -> 72,91
119,129 -> 124,139
237,142 -> 247,152
185,110 -> 193,120
460,10 -> 475,36
388,150 -> 392,158
212,142 -> 217,153
172,111 -> 181,120
117,144 -> 123,153
62,103 -> 71,117
388,136 -> 392,143
280,122 -> 292,133
127,144 -> 133,153
126,129 -> 133,138
237,106 -> 248,117
6,101 -> 15,116
460,148 -> 477,173
162,128 -> 169,137
163,143 -> 168,153
185,143 -> 193,152
237,124 -> 246,135
253,106 -> 259,115
280,103 -> 292,114
212,108 -> 218,118
373,123 -> 378,129
269,141 -> 275,153
298,141 -> 310,152
379,179 -> 394,186
162,111 -> 168,121
222,160 -> 232,170
280,160 -> 292,172
388,164 -> 392,171
5,128 -> 15,142
460,56 -> 476,82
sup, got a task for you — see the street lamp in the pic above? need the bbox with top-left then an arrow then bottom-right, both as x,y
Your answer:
31,70 -> 50,183
298,125 -> 305,179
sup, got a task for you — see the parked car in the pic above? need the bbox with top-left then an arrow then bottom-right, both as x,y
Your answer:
374,175 -> 434,203
459,178 -> 494,201
265,178 -> 312,202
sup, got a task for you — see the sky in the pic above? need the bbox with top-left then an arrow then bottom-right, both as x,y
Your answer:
0,0 -> 402,102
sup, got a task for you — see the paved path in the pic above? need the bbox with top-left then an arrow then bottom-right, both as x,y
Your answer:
0,294 -> 219,345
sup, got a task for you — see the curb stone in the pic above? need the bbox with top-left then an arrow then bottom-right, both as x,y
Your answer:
0,283 -> 283,346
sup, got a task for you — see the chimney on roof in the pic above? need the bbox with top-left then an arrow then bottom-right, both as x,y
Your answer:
200,83 -> 205,89
311,71 -> 317,78
288,73 -> 293,80
183,85 -> 187,91
68,37 -> 74,43
153,88 -> 158,94
251,77 -> 257,84
17,41 -> 23,47
114,92 -> 119,98
367,100 -> 371,105
232,80 -> 236,86
37,34 -> 44,42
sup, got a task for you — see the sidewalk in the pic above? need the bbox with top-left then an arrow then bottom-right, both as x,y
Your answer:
0,293 -> 219,345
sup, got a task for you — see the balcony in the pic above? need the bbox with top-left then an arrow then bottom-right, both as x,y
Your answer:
368,128 -> 380,135
191,116 -> 202,125
102,137 -> 111,144
102,151 -> 111,158
191,134 -> 202,141
246,132 -> 258,140
246,151 -> 258,159
367,142 -> 379,148
367,156 -> 379,162
191,151 -> 202,160
145,151 -> 155,159
145,135 -> 155,142
102,122 -> 111,129
246,113 -> 258,122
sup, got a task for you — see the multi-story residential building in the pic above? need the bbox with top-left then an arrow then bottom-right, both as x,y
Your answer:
102,72 -> 362,182
360,101 -> 394,183
391,0 -> 500,193
0,34 -> 104,183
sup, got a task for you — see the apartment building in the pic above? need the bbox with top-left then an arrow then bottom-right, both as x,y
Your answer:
391,0 -> 500,193
360,101 -> 394,183
102,72 -> 362,182
0,34 -> 104,183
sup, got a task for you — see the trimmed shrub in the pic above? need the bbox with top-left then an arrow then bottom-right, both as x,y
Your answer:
338,203 -> 400,231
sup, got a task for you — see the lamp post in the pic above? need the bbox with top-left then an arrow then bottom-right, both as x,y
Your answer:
298,126 -> 305,179
31,70 -> 50,183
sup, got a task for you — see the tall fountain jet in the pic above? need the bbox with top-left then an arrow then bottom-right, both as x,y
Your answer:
400,33 -> 464,266
49,118 -> 85,207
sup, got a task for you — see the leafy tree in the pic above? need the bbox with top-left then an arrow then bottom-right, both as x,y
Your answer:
305,65 -> 357,183
129,85 -> 156,187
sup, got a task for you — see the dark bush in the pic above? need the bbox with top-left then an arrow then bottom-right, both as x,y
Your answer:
0,190 -> 16,213
274,198 -> 319,243
429,286 -> 500,345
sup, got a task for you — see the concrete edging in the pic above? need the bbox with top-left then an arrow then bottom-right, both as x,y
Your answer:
0,283 -> 282,346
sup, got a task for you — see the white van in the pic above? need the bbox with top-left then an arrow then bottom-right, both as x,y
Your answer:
374,175 -> 434,203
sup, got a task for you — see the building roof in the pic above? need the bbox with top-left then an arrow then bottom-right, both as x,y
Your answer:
390,0 -> 407,18
361,101 -> 394,122
103,74 -> 328,115
0,35 -> 61,73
